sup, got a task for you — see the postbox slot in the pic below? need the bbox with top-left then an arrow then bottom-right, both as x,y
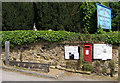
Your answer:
85,46 -> 90,48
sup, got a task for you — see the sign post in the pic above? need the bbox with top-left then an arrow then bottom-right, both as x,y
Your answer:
97,3 -> 111,29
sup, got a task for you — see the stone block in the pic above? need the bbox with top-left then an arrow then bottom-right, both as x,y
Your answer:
60,64 -> 66,67
113,73 -> 118,77
75,70 -> 91,75
50,66 -> 56,69
65,68 -> 75,72
115,68 -> 118,72
107,69 -> 110,74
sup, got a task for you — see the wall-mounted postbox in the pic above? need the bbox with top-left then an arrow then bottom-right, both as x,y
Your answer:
83,43 -> 92,62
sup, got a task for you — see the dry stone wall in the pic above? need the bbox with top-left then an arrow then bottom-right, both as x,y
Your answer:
1,41 -> 119,76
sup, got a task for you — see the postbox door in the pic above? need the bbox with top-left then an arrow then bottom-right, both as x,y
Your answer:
83,43 -> 91,62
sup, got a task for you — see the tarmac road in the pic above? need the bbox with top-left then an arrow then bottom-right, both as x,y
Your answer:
0,69 -> 116,81
1,69 -> 55,81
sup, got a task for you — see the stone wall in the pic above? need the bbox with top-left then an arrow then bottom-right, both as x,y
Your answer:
1,41 -> 83,65
1,41 -> 119,76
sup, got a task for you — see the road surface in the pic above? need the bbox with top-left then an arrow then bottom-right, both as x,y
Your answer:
1,69 -> 55,81
0,69 -> 116,81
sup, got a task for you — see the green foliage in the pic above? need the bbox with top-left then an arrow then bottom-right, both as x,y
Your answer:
105,31 -> 119,45
80,2 -> 96,33
96,25 -> 106,34
94,60 -> 101,75
102,66 -> 107,74
82,63 -> 95,72
109,2 -> 120,31
109,60 -> 115,70
79,49 -> 83,65
92,31 -> 119,45
1,30 -> 120,48
14,66 -> 26,70
35,2 -> 83,32
2,2 -> 119,32
95,60 -> 101,67
1,30 -> 79,48
109,60 -> 115,77
2,2 -> 34,30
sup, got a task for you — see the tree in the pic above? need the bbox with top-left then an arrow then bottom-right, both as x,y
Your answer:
109,2 -> 120,31
2,2 -> 34,30
2,2 -> 120,33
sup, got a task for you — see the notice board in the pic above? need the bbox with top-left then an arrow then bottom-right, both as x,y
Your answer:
65,46 -> 79,60
93,44 -> 112,60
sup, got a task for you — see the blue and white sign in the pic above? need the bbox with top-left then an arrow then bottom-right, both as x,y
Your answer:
97,3 -> 111,29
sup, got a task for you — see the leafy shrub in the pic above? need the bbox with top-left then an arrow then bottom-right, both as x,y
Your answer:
66,61 -> 77,69
1,30 -> 120,48
95,60 -> 101,67
2,30 -> 78,48
96,25 -> 106,34
102,66 -> 107,75
82,63 -> 95,72
109,60 -> 115,69
94,60 -> 101,75
109,60 -> 115,77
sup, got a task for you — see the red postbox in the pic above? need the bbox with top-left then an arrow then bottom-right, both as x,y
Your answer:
83,43 -> 92,62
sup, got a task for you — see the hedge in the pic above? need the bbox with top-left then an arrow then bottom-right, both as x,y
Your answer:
1,30 -> 119,48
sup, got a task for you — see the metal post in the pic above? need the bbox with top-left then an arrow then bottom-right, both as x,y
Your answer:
5,41 -> 9,65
